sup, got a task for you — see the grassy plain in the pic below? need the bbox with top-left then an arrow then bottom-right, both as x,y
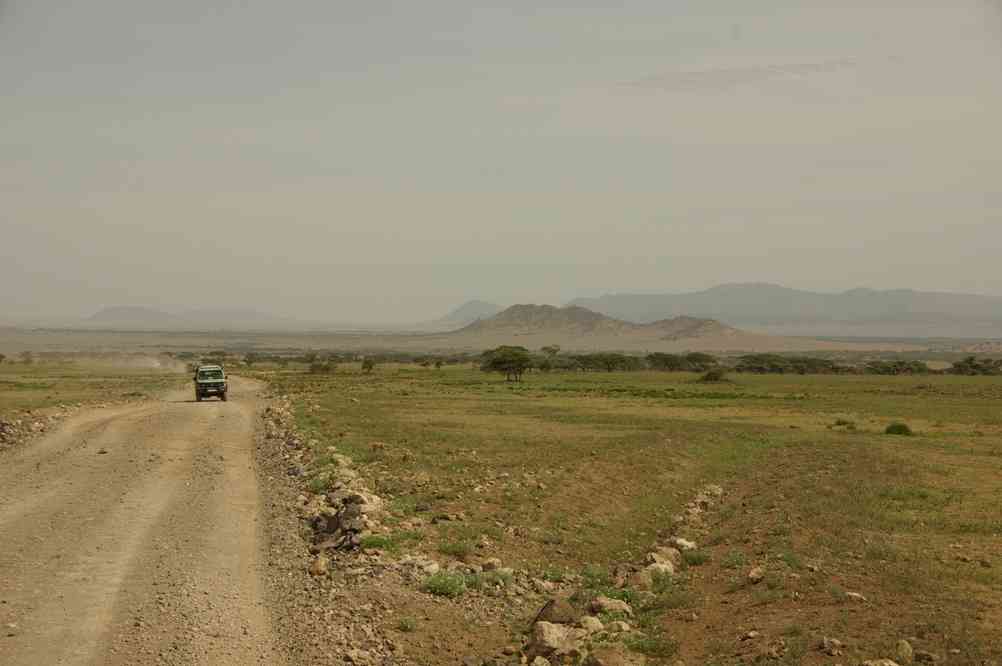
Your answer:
0,360 -> 185,416
268,364 -> 1002,664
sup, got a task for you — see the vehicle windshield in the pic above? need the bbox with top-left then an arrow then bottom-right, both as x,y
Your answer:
198,369 -> 224,380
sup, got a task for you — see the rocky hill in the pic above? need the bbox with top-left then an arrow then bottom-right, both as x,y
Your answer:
459,305 -> 737,339
460,305 -> 631,335
438,304 -> 782,351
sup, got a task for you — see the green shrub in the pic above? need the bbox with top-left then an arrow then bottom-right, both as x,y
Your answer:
396,617 -> 417,632
683,550 -> 710,567
307,475 -> 329,493
700,368 -> 728,383
422,572 -> 467,598
438,540 -> 473,559
885,422 -> 914,436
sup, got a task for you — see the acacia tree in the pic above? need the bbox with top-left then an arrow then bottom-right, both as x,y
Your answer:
481,345 -> 532,382
362,357 -> 375,373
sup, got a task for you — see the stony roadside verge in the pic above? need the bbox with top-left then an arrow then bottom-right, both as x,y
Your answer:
254,392 -> 747,665
254,391 -> 954,666
1,403 -> 87,453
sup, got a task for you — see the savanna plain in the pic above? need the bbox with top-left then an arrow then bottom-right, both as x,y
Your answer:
263,362 -> 1001,665
1,358 -> 1000,665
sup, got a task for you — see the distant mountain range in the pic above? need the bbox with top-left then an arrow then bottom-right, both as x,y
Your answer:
30,283 -> 1002,341
569,284 -> 1002,338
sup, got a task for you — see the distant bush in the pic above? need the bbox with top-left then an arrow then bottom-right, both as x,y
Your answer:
309,360 -> 336,374
949,356 -> 1002,376
865,360 -> 930,376
685,352 -> 718,372
573,353 -> 643,372
646,353 -> 689,371
700,368 -> 729,383
361,357 -> 375,373
885,422 -> 914,436
736,354 -> 845,375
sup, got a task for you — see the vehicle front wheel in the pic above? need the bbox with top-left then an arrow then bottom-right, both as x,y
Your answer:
221,393 -> 228,402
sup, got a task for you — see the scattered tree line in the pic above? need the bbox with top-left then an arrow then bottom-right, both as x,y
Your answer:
475,347 -> 1002,380
158,349 -> 1002,379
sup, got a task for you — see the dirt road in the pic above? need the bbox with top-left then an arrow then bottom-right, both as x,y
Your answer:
0,377 -> 286,665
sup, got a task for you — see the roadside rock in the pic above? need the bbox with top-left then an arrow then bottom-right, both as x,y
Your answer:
590,596 -> 633,617
671,537 -> 697,551
579,616 -> 604,634
524,622 -> 587,660
308,555 -> 329,576
608,620 -> 631,633
645,547 -> 682,568
896,639 -> 914,664
645,562 -> 675,578
819,637 -> 844,656
861,661 -> 901,666
482,557 -> 503,571
534,598 -> 580,625
748,566 -> 765,584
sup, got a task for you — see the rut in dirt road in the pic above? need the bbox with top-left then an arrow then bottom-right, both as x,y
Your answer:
0,377 -> 286,666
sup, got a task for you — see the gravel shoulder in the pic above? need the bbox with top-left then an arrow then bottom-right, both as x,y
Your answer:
0,377 -> 286,665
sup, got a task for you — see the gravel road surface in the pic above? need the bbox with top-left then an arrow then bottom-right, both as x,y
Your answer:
0,377 -> 285,665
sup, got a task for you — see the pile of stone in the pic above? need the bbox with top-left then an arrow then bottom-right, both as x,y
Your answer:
262,398 -> 387,553
0,405 -> 80,452
503,484 -> 726,665
309,487 -> 385,550
606,484 -> 724,593
508,595 -> 645,665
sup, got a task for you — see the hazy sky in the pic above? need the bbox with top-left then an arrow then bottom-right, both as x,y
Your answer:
3,1 -> 1001,322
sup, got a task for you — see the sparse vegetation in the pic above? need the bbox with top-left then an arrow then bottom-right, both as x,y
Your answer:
260,363 -> 1002,662
885,422 -> 914,436
395,617 -> 417,633
421,572 -> 467,598
683,550 -> 711,567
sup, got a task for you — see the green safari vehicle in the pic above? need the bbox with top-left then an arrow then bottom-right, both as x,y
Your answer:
194,364 -> 228,402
